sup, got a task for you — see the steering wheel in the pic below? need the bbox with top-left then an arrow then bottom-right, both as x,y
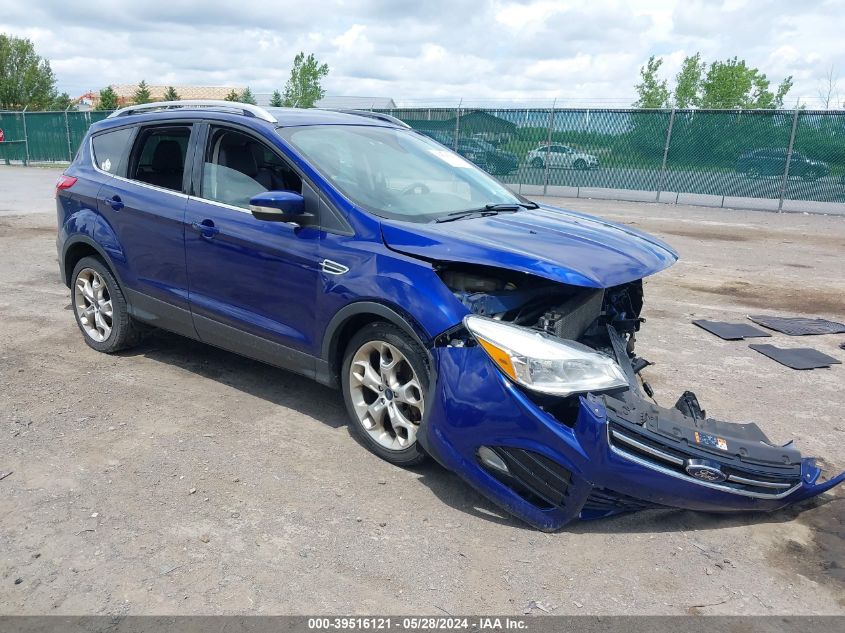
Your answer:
401,182 -> 431,196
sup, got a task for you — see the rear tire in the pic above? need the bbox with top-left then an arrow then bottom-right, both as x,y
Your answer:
71,256 -> 142,353
341,322 -> 430,467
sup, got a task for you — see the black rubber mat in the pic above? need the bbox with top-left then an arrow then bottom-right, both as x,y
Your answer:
749,344 -> 842,370
748,315 -> 845,336
692,320 -> 771,340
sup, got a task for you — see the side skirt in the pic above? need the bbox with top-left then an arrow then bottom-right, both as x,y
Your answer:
125,288 -> 198,339
125,288 -> 333,386
192,313 -> 321,382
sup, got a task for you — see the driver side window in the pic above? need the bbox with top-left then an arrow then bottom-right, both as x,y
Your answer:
200,128 -> 302,209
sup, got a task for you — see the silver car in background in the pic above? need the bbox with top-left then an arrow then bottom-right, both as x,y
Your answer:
527,143 -> 599,170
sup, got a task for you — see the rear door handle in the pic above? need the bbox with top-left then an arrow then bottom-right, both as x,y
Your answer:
101,195 -> 124,210
191,220 -> 219,238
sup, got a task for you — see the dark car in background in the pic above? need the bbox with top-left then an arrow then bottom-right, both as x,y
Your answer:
421,130 -> 519,175
737,148 -> 829,181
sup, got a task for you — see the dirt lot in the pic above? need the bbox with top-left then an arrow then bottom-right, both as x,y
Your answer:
1,166 -> 844,615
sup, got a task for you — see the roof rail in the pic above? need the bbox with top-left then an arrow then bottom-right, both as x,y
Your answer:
106,100 -> 278,123
332,109 -> 410,128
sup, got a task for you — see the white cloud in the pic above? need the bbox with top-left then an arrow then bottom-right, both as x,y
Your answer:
0,0 -> 841,106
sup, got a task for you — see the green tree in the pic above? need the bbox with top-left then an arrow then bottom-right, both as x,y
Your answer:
0,33 -> 57,109
132,80 -> 152,104
239,86 -> 257,105
283,52 -> 329,108
673,53 -> 705,108
162,86 -> 180,101
638,53 -> 794,110
96,86 -> 119,110
633,56 -> 669,109
699,58 -> 792,109
50,92 -> 75,111
769,76 -> 793,109
269,89 -> 284,107
223,89 -> 240,102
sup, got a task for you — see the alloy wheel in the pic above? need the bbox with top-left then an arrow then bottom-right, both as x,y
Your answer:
348,340 -> 425,451
74,268 -> 113,342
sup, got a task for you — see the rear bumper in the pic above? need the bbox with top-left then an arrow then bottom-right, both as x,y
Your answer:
421,345 -> 845,531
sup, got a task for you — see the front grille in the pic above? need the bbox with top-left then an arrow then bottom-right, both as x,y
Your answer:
582,488 -> 659,513
485,447 -> 572,510
607,421 -> 802,498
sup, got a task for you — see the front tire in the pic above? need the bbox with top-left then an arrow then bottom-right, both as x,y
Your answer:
341,322 -> 429,466
574,158 -> 587,170
71,256 -> 142,353
530,156 -> 544,169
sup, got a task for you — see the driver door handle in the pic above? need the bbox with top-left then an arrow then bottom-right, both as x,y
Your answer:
191,220 -> 220,238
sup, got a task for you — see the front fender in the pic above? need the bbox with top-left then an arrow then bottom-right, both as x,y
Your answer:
317,238 -> 471,384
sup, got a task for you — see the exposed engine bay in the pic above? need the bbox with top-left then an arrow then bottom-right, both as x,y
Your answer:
437,263 -> 644,357
435,263 -> 837,495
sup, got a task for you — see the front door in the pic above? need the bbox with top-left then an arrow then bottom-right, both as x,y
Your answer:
184,124 -> 322,374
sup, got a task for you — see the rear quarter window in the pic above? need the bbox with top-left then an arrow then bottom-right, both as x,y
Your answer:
92,127 -> 134,176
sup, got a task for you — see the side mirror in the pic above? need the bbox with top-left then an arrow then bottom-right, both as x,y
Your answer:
249,191 -> 313,225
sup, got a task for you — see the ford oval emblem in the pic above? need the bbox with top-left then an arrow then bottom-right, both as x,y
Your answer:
685,459 -> 727,483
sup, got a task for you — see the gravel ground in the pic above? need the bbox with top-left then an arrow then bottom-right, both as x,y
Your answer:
0,166 -> 843,615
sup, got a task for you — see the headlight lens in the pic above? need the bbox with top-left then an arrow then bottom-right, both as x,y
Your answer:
464,315 -> 629,397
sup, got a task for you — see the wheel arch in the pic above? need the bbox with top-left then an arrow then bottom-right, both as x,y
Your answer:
62,236 -> 122,289
321,301 -> 433,388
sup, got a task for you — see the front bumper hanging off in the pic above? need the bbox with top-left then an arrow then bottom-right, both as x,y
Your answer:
420,345 -> 845,532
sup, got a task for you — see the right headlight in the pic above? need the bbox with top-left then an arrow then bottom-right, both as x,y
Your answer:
464,315 -> 629,397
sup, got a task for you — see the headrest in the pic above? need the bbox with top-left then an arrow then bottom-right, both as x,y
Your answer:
220,144 -> 258,178
152,140 -> 183,172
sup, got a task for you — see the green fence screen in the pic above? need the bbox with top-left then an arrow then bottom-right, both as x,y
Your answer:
0,110 -> 110,163
2,107 -> 844,207
381,107 -> 845,206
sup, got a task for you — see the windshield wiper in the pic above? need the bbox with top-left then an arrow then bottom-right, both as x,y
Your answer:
434,203 -> 524,223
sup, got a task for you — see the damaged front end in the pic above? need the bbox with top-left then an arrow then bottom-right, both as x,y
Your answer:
419,264 -> 845,531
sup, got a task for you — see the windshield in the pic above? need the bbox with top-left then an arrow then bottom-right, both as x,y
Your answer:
278,125 -> 522,222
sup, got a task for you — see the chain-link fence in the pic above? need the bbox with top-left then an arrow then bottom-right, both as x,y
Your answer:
0,109 -> 111,164
2,107 -> 844,210
382,107 -> 845,210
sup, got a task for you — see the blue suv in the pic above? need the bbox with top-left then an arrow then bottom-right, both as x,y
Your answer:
56,100 -> 843,531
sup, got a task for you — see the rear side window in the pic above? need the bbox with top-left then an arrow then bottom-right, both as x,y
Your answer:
128,126 -> 191,192
91,128 -> 134,175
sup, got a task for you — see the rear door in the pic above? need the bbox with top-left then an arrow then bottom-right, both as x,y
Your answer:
68,124 -> 135,236
95,123 -> 196,336
183,123 -> 323,371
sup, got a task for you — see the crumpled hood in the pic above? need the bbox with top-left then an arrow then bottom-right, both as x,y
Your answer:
381,204 -> 678,288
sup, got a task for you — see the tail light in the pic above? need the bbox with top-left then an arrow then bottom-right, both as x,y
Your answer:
55,174 -> 77,198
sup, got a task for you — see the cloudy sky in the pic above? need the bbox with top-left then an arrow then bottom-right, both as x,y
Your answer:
2,0 -> 843,106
